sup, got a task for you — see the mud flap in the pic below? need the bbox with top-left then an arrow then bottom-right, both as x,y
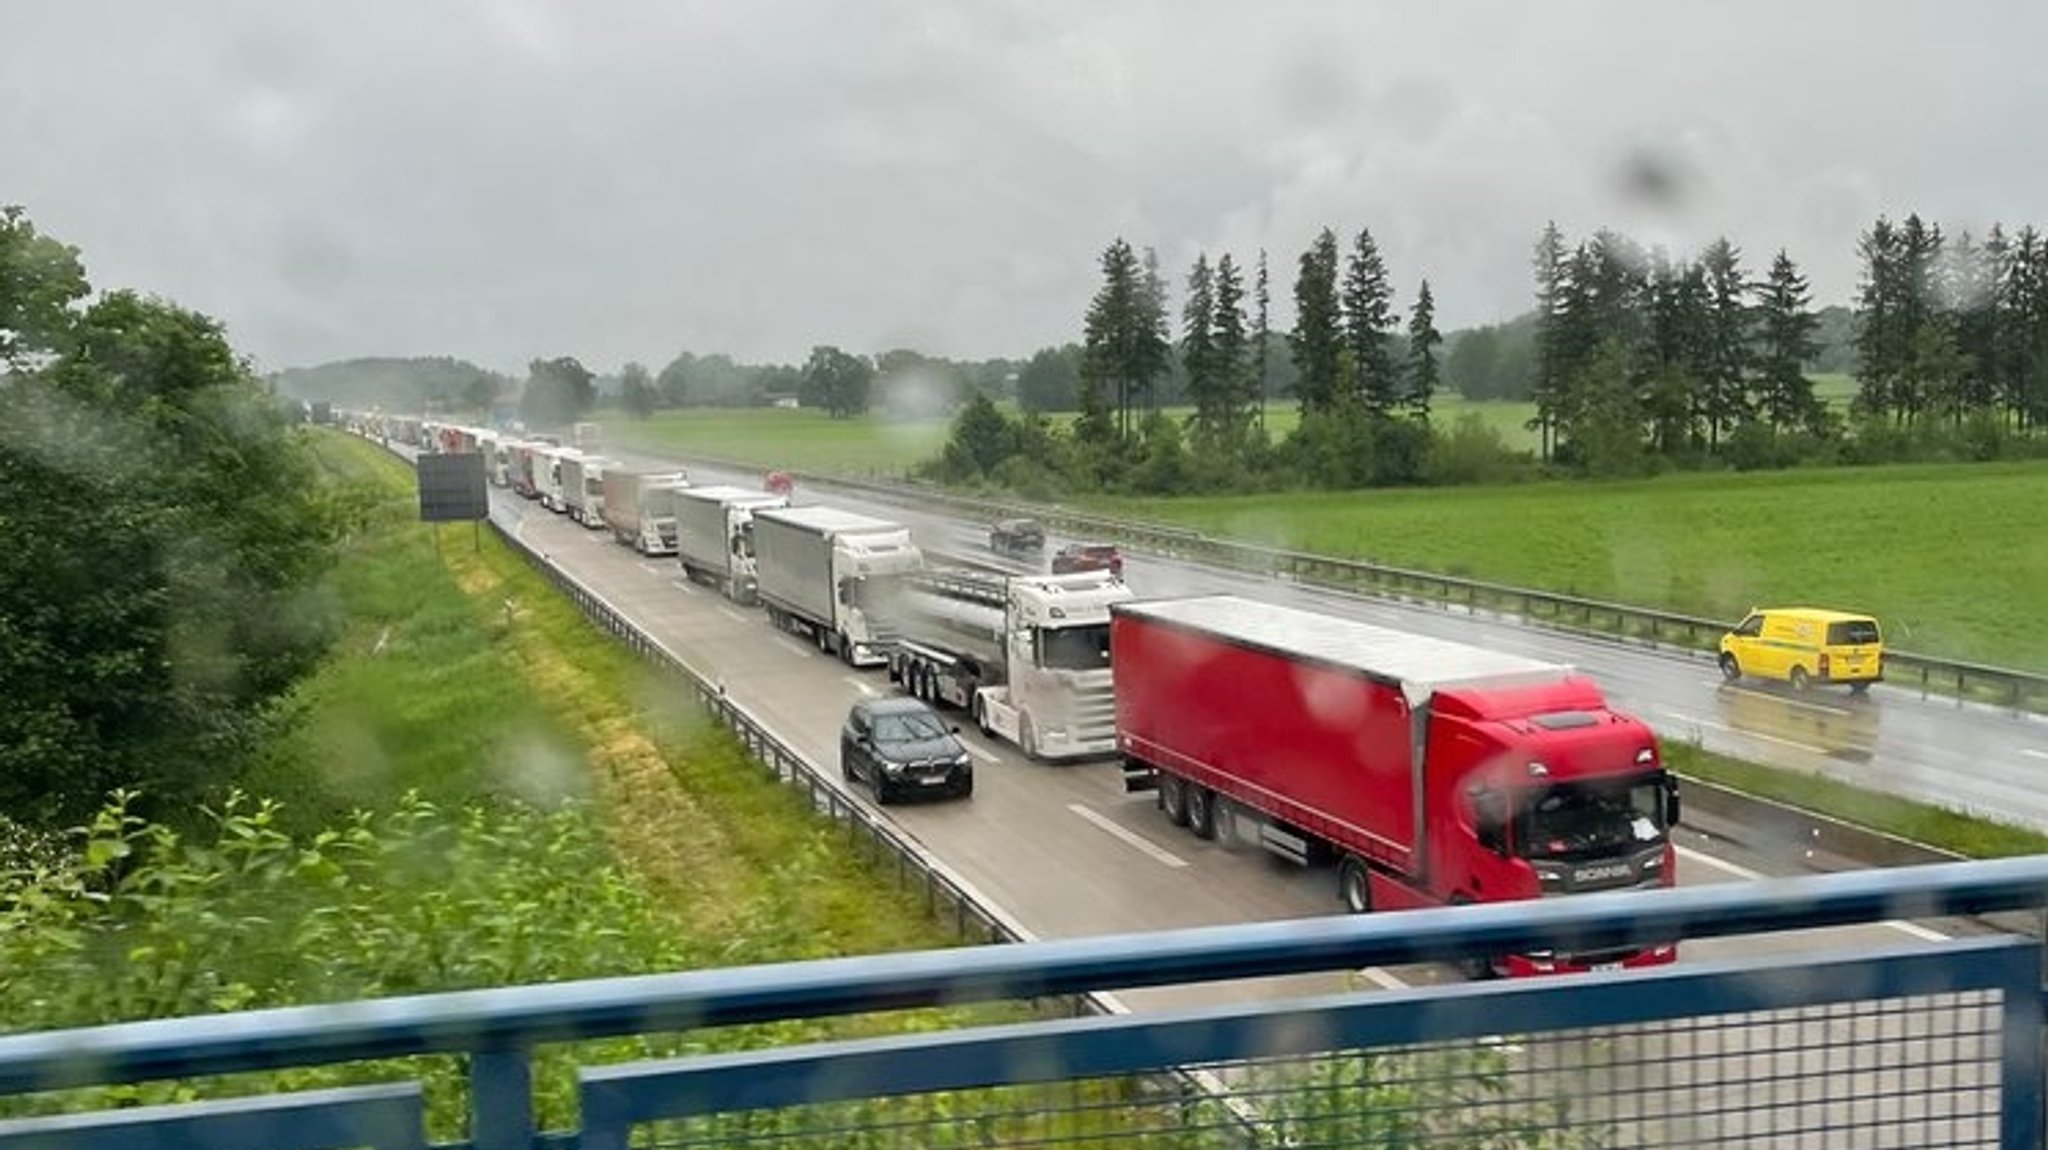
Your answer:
1121,760 -> 1158,794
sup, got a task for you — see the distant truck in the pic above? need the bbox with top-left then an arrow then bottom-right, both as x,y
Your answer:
752,505 -> 924,667
511,443 -> 546,499
674,485 -> 788,605
1114,595 -> 1681,977
603,468 -> 691,554
538,446 -> 582,512
875,568 -> 1131,760
572,421 -> 603,452
560,454 -> 612,528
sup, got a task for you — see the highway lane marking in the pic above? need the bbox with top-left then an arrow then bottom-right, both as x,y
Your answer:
842,676 -> 879,698
774,636 -> 816,658
1677,844 -> 1763,881
716,606 -> 753,624
1684,716 -> 1829,757
1067,804 -> 1188,868
1354,966 -> 1408,991
636,561 -> 667,577
957,740 -> 998,763
1678,846 -> 1950,942
669,578 -> 698,595
2023,749 -> 2048,762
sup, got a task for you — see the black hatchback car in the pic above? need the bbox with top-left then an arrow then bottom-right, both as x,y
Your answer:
840,696 -> 974,803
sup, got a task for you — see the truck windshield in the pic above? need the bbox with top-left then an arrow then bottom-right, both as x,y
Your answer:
1038,624 -> 1111,671
1519,777 -> 1666,861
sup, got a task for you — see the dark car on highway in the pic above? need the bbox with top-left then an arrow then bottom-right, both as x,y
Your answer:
840,696 -> 974,803
989,517 -> 1046,557
1051,541 -> 1123,577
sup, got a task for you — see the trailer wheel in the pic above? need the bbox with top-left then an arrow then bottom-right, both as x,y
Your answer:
1337,855 -> 1372,915
973,695 -> 992,737
1160,775 -> 1189,827
1019,714 -> 1040,760
1186,786 -> 1217,840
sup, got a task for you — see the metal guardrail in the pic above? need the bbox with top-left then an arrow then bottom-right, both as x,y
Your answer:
744,461 -> 2048,713
4,858 -> 2047,1149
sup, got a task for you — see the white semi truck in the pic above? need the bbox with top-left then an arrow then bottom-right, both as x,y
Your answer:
674,485 -> 787,605
751,505 -> 923,667
538,446 -> 582,513
560,454 -> 613,528
875,569 -> 1131,760
603,468 -> 690,554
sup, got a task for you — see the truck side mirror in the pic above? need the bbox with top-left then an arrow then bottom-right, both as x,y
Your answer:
1467,787 -> 1507,855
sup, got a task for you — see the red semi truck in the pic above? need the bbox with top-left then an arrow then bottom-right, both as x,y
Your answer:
1114,595 -> 1681,976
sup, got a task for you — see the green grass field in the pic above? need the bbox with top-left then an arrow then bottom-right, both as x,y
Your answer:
1106,462 -> 2048,670
605,396 -> 1546,475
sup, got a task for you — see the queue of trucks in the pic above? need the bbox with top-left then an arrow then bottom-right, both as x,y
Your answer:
347,412 -> 1681,975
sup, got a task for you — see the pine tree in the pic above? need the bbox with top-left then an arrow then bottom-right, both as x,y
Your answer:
1253,248 -> 1271,431
1529,221 -> 1570,460
1180,254 -> 1224,445
1752,250 -> 1824,434
1698,238 -> 1753,450
1210,252 -> 1253,445
1404,279 -> 1441,420
1853,216 -> 1903,420
1137,247 -> 1171,431
1289,228 -> 1345,415
1080,238 -> 1169,444
1341,228 -> 1400,415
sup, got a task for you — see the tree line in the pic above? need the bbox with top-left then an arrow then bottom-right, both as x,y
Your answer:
1,206 -> 343,827
932,212 -> 2048,495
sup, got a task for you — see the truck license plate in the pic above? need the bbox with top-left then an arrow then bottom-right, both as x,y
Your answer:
1592,962 -> 1622,972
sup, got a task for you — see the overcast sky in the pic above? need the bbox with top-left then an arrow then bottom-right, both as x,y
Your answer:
6,2 -> 2047,375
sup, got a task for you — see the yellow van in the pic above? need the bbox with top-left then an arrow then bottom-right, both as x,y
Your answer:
1718,608 -> 1884,693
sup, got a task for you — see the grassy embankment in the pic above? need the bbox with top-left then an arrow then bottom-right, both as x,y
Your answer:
277,431 -> 961,957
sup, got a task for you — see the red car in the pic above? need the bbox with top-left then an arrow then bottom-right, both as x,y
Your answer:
763,470 -> 795,497
1051,542 -> 1123,577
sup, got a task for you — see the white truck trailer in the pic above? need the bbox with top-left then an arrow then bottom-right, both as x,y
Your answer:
674,485 -> 787,605
751,505 -> 923,667
603,468 -> 690,554
876,569 -> 1131,760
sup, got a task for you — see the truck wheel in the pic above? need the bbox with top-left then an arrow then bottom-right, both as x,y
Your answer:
1790,665 -> 1811,692
1160,775 -> 1188,826
1718,653 -> 1741,682
973,695 -> 992,737
1337,855 -> 1372,914
1019,714 -> 1039,760
1186,786 -> 1217,840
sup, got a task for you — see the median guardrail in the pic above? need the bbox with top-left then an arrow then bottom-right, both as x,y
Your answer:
730,461 -> 2048,714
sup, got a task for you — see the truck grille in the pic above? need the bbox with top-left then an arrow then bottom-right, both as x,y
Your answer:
1072,683 -> 1118,741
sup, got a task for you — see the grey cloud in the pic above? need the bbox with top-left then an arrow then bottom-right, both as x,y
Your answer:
5,1 -> 2048,374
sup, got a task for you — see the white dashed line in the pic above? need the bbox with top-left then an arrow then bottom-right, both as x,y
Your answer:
669,578 -> 698,595
1884,920 -> 1951,942
1354,966 -> 1408,991
1677,844 -> 1764,881
1677,846 -> 1950,942
717,606 -> 753,624
2023,749 -> 2048,762
842,676 -> 879,698
636,562 -> 666,577
774,636 -> 815,658
958,740 -> 998,763
1067,804 -> 1188,868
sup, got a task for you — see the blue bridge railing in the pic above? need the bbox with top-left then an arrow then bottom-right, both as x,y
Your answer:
1,857 -> 2046,1149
